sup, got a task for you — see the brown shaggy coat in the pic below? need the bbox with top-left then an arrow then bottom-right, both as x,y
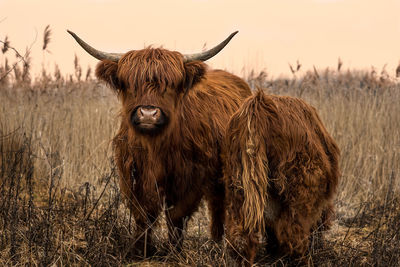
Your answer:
95,48 -> 251,255
223,90 -> 340,266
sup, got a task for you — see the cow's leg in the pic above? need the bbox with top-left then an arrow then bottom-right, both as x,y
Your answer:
272,166 -> 332,256
310,201 -> 335,251
273,194 -> 322,255
131,206 -> 160,258
204,179 -> 225,241
128,186 -> 163,258
165,194 -> 202,252
273,208 -> 311,256
165,213 -> 186,253
124,198 -> 161,258
319,201 -> 334,231
226,224 -> 259,266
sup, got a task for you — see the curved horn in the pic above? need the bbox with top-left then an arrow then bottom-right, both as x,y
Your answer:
183,31 -> 238,62
67,30 -> 123,62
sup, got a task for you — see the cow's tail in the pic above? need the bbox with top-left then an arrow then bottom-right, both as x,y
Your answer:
237,89 -> 270,234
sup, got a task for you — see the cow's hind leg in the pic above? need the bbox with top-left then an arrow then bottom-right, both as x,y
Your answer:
310,201 -> 335,251
226,225 -> 259,267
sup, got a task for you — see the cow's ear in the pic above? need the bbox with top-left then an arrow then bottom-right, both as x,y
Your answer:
183,61 -> 206,91
95,60 -> 123,91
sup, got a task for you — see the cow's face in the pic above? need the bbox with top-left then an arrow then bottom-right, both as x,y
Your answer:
67,30 -> 238,135
95,48 -> 206,135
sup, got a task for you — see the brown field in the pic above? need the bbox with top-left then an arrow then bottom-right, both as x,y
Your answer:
1,55 -> 400,266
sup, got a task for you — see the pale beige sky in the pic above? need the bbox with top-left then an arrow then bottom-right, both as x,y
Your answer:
1,0 -> 400,78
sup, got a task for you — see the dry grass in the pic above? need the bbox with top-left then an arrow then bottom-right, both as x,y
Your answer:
1,46 -> 400,266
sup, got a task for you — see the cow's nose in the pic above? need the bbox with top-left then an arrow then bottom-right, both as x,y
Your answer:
131,105 -> 167,133
137,106 -> 161,122
140,107 -> 158,118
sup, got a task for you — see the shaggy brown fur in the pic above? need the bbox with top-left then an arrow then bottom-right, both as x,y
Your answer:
223,90 -> 340,266
95,48 -> 251,256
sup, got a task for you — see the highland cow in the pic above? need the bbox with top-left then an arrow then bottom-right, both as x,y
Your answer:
223,90 -> 340,266
68,30 -> 251,256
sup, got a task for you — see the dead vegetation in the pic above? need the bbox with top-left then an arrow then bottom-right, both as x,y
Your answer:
1,31 -> 400,266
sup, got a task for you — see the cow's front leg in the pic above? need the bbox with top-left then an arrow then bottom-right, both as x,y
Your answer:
164,193 -> 202,252
127,182 -> 164,259
133,214 -> 158,258
165,212 -> 186,253
204,179 -> 225,241
130,202 -> 161,258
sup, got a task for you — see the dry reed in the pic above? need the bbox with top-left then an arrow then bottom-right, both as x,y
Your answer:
0,49 -> 399,266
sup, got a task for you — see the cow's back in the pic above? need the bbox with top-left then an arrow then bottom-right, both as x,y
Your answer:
181,69 -> 251,133
206,69 -> 252,99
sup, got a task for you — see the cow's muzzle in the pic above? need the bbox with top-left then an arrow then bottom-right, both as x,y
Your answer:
131,106 -> 167,134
